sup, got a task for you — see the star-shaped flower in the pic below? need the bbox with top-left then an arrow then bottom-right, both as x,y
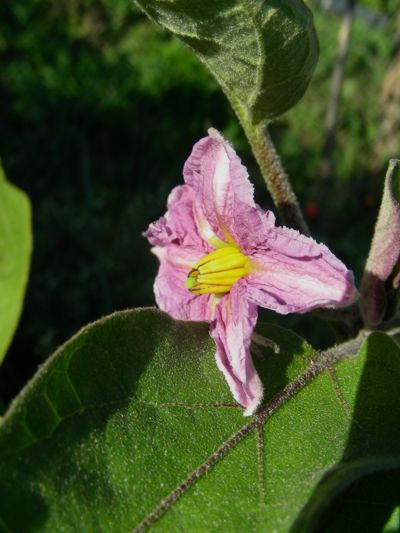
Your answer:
144,129 -> 357,415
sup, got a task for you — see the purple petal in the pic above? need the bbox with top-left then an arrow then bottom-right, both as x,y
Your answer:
152,245 -> 213,321
210,281 -> 263,416
183,128 -> 275,250
144,185 -> 209,251
246,226 -> 357,314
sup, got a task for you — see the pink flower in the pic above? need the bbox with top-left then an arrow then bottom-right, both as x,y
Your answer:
144,129 -> 357,416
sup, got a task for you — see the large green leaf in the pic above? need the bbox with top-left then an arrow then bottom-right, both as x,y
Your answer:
0,310 -> 399,532
0,162 -> 32,365
134,0 -> 319,124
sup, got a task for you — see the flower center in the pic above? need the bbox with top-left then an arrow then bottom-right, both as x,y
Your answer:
185,245 -> 250,295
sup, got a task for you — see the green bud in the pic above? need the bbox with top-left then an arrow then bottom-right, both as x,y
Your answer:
361,159 -> 400,326
134,0 -> 319,123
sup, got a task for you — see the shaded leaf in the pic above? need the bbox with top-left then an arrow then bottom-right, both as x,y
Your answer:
293,332 -> 400,532
326,467 -> 400,532
134,0 -> 319,124
0,310 -> 399,532
0,162 -> 32,365
361,159 -> 400,325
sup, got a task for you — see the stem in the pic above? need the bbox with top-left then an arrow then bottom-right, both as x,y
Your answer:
244,123 -> 310,235
225,90 -> 309,234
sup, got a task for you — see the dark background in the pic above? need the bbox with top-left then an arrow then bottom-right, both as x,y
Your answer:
0,0 -> 399,408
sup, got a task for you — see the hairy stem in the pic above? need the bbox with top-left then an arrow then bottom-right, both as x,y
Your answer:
245,124 -> 310,235
227,93 -> 309,235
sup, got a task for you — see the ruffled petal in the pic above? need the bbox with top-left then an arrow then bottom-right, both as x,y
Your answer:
144,185 -> 209,251
210,280 -> 263,416
183,128 -> 275,250
152,245 -> 213,321
246,226 -> 357,314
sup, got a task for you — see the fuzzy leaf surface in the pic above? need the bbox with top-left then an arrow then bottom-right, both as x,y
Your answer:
0,310 -> 399,532
134,0 -> 319,123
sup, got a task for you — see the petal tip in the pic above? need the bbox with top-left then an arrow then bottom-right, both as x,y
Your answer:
243,402 -> 259,417
343,282 -> 360,307
208,127 -> 224,142
336,269 -> 359,307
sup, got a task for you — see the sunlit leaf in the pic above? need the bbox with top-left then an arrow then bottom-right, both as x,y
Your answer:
383,506 -> 400,532
0,162 -> 32,365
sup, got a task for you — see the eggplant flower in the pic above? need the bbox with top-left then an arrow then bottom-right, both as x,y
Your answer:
144,129 -> 357,416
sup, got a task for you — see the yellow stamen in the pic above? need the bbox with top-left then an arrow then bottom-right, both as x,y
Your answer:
185,246 -> 250,295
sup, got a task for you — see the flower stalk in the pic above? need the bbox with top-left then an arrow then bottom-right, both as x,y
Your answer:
226,92 -> 310,235
244,123 -> 310,236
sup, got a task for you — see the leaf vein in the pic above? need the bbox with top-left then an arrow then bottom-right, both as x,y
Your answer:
256,425 -> 266,513
64,372 -> 84,408
327,367 -> 352,418
137,400 -> 240,410
129,334 -> 366,532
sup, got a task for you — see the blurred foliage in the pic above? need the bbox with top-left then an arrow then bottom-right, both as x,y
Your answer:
0,0 -> 398,404
362,0 -> 398,13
